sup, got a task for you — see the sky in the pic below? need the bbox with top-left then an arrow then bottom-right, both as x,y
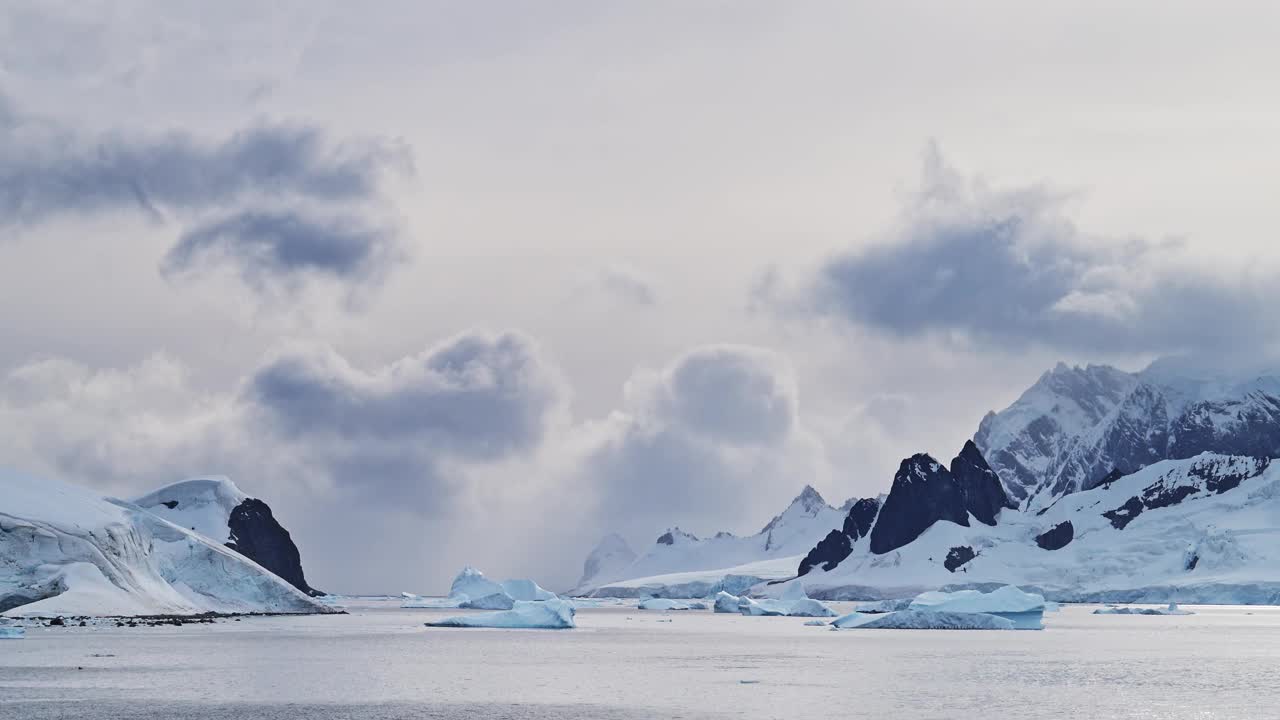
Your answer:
2,1 -> 1279,593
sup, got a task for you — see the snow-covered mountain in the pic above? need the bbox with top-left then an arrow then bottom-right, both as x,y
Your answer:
135,477 -> 322,596
793,452 -> 1280,603
0,470 -> 333,617
976,361 -> 1280,508
575,486 -> 846,596
573,533 -> 637,593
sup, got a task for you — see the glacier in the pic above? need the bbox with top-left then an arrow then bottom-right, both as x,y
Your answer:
425,598 -> 576,629
0,470 -> 333,617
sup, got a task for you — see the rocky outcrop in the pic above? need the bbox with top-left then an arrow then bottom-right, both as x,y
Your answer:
226,499 -> 322,597
798,497 -> 880,576
1035,521 -> 1074,550
950,440 -> 1014,526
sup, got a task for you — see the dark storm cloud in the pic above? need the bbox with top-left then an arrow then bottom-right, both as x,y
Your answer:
161,210 -> 401,289
795,147 -> 1278,355
0,108 -> 403,222
246,332 -> 565,500
657,346 -> 796,446
0,94 -> 410,294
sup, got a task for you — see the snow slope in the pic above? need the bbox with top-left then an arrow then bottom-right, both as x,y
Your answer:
0,470 -> 333,617
794,453 -> 1280,603
579,486 -> 845,596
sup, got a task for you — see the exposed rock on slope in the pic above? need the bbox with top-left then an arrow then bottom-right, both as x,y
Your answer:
135,477 -> 322,596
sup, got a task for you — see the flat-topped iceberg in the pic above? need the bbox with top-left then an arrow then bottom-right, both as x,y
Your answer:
425,598 -> 576,629
1094,603 -> 1193,616
832,609 -> 1016,630
638,597 -> 705,611
400,593 -> 458,609
908,586 -> 1045,630
0,623 -> 24,639
855,598 -> 913,614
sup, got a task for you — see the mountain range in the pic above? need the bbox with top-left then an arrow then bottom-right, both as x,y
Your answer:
577,359 -> 1280,603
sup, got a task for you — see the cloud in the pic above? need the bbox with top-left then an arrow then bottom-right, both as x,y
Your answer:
595,266 -> 657,306
0,94 -> 410,296
161,209 -> 403,291
247,332 -> 566,481
575,345 -> 825,544
784,143 -> 1279,356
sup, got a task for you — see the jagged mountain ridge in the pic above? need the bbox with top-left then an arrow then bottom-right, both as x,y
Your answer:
976,361 -> 1280,508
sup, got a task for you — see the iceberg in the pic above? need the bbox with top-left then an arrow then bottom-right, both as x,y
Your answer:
713,591 -> 741,613
425,599 -> 576,629
0,622 -> 24,639
908,586 -> 1045,630
500,579 -> 557,602
738,583 -> 837,617
855,598 -> 913,614
638,597 -> 703,611
832,609 -> 1016,630
803,619 -> 828,626
1094,602 -> 1194,616
448,567 -> 515,610
400,593 -> 458,609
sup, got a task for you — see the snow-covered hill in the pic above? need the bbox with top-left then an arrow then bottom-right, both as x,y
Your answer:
976,361 -> 1280,508
792,452 -> 1280,603
576,486 -> 846,597
135,477 -> 322,596
0,470 -> 333,617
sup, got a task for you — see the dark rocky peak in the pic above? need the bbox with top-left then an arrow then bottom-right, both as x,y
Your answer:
655,527 -> 699,546
226,498 -> 322,597
950,440 -> 1014,526
868,453 -> 969,555
797,496 -> 881,576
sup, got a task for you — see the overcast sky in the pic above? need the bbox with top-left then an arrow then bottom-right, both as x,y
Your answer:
2,1 -> 1279,593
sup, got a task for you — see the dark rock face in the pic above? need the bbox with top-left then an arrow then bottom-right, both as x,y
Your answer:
226,499 -> 322,596
950,440 -> 1014,526
944,546 -> 976,572
1035,521 -> 1074,550
797,498 -> 881,575
1102,455 -> 1270,531
869,454 -> 970,555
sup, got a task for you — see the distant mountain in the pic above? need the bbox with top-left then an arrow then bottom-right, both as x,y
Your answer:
0,470 -> 333,617
135,477 -> 323,596
976,361 -> 1280,508
574,533 -> 637,593
575,485 -> 847,596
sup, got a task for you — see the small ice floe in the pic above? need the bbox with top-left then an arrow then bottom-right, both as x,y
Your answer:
425,598 -> 576,629
831,609 -> 1016,630
1094,602 -> 1194,616
803,620 -> 828,626
0,621 -> 24,639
